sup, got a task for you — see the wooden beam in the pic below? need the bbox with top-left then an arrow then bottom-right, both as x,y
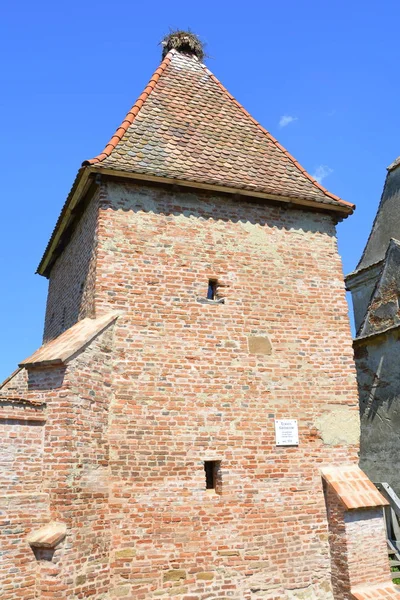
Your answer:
37,164 -> 352,278
37,167 -> 92,277
94,166 -> 352,214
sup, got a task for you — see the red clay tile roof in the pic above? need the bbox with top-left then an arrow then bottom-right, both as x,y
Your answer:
321,465 -> 389,510
351,583 -> 400,599
84,50 -> 353,212
19,313 -> 119,368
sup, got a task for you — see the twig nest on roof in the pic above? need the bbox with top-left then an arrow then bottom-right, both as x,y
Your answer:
161,30 -> 205,61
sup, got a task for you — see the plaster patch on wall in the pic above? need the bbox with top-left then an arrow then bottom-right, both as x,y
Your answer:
239,221 -> 285,267
240,221 -> 269,245
315,405 -> 360,445
248,336 -> 272,355
79,465 -> 110,494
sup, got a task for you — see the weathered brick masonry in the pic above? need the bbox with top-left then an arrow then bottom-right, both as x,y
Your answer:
96,181 -> 358,599
43,184 -> 99,342
1,32 -> 398,600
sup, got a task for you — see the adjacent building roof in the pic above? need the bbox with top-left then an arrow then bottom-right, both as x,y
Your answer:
321,465 -> 388,510
84,49 -> 352,211
356,162 -> 400,272
351,583 -> 400,599
19,313 -> 119,368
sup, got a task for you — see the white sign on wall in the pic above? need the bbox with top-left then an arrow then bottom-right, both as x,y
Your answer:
275,419 -> 299,446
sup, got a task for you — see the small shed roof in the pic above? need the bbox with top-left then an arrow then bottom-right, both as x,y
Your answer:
19,312 -> 119,368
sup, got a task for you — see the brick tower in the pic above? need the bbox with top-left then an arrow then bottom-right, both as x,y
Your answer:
1,32 -> 398,600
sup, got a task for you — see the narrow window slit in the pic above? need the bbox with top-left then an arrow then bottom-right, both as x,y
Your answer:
197,279 -> 224,304
207,279 -> 218,300
204,460 -> 221,493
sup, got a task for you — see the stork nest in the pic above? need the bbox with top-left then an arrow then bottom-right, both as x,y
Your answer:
161,30 -> 206,61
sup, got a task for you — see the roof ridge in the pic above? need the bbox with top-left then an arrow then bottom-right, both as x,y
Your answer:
198,61 -> 353,210
355,166 -> 390,271
83,51 -> 174,166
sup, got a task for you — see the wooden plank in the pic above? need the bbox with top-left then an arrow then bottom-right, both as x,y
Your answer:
376,483 -> 400,520
95,167 -> 352,213
388,539 -> 400,562
392,507 -> 400,541
384,505 -> 393,539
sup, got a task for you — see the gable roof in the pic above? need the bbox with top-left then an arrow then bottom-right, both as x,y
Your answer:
84,50 -> 352,212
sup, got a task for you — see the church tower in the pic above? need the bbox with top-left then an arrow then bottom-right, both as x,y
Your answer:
347,158 -> 400,495
1,32 -> 397,600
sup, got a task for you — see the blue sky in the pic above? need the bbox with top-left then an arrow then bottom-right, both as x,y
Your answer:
0,0 -> 398,382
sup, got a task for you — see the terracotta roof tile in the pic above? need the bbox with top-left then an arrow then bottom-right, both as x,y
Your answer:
321,465 -> 389,510
19,312 -> 119,368
351,583 -> 400,599
84,50 -> 353,212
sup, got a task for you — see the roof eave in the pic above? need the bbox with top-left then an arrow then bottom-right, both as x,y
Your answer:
38,166 -> 353,278
92,166 -> 354,215
36,166 -> 93,277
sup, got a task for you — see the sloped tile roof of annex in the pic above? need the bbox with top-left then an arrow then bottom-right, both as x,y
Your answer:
84,49 -> 353,212
321,465 -> 389,510
19,313 -> 119,368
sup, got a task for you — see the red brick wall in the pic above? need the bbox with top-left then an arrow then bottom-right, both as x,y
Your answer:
0,327 -> 113,600
43,189 -> 100,343
93,180 -> 360,598
324,483 -> 391,598
0,400 -> 45,494
0,367 -> 28,398
1,178 -> 373,599
37,327 -> 114,598
0,493 -> 49,600
345,508 -> 390,587
0,399 -> 48,600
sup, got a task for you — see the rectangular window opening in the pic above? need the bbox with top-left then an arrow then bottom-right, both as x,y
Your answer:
204,460 -> 221,492
207,279 -> 218,300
